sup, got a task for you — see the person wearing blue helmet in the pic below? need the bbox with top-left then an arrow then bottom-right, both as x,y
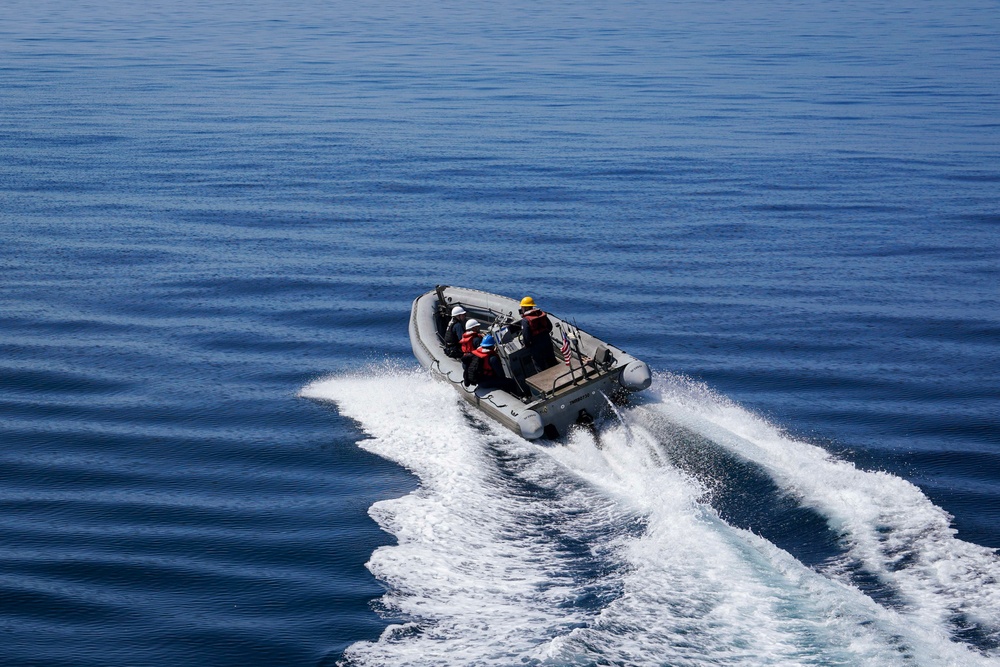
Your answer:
464,334 -> 507,390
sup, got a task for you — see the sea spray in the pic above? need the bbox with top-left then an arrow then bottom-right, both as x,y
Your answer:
637,372 -> 1000,653
303,369 -> 998,665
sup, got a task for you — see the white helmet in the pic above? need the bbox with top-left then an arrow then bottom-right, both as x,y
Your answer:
451,305 -> 466,317
465,318 -> 481,331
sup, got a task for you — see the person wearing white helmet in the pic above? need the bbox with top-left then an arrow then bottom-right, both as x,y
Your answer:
443,305 -> 468,358
459,318 -> 482,355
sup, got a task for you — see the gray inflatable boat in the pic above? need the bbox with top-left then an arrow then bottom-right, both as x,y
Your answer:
409,286 -> 652,440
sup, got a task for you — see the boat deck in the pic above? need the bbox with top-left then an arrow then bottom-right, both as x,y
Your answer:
525,358 -> 599,395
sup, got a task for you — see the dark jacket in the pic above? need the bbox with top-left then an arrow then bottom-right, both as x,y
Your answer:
520,308 -> 556,369
471,347 -> 506,388
443,317 -> 465,358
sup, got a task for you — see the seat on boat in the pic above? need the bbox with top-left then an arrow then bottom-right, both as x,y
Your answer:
500,345 -> 537,398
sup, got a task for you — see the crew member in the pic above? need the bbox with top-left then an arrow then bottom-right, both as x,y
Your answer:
470,335 -> 507,390
518,296 -> 556,370
459,319 -> 482,355
443,305 -> 467,358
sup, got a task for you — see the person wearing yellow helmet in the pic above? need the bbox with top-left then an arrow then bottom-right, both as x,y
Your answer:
518,296 -> 556,370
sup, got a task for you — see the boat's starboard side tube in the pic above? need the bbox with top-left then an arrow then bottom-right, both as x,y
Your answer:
619,360 -> 652,391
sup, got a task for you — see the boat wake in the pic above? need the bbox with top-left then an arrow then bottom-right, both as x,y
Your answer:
301,368 -> 1000,666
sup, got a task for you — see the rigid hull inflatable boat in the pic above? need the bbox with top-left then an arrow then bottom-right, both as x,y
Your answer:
409,286 -> 652,440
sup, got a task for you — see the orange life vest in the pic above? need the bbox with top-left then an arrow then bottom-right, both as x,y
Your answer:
471,347 -> 497,377
460,331 -> 481,354
523,309 -> 552,337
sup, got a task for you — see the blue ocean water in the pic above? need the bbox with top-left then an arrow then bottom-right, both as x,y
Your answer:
2,0 -> 999,665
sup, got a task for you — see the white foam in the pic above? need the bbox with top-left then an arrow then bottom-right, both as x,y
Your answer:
303,370 -> 609,664
537,424 -> 996,666
302,369 -> 1000,666
640,373 -> 1000,656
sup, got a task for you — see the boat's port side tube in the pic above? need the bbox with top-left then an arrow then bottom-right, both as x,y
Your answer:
473,386 -> 545,440
409,290 -> 445,373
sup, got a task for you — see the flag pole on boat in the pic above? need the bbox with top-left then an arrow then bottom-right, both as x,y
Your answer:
560,325 -> 575,383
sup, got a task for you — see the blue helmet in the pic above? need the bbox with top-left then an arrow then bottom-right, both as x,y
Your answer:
480,334 -> 495,349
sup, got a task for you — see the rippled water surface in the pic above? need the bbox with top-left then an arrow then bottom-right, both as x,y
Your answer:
2,1 -> 999,665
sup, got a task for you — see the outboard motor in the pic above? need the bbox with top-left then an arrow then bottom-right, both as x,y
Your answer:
619,360 -> 652,391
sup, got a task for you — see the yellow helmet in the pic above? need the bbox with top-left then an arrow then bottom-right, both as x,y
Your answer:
520,296 -> 536,308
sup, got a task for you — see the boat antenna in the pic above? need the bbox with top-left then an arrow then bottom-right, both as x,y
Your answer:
571,318 -> 588,379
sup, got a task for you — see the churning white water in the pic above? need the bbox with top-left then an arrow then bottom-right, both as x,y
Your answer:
302,369 -> 1000,666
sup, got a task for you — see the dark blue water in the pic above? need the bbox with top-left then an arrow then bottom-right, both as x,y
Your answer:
3,1 -> 999,664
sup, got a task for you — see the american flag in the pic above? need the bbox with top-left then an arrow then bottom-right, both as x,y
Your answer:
560,330 -> 572,365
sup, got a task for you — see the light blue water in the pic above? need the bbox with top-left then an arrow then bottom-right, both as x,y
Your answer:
2,1 -> 999,665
